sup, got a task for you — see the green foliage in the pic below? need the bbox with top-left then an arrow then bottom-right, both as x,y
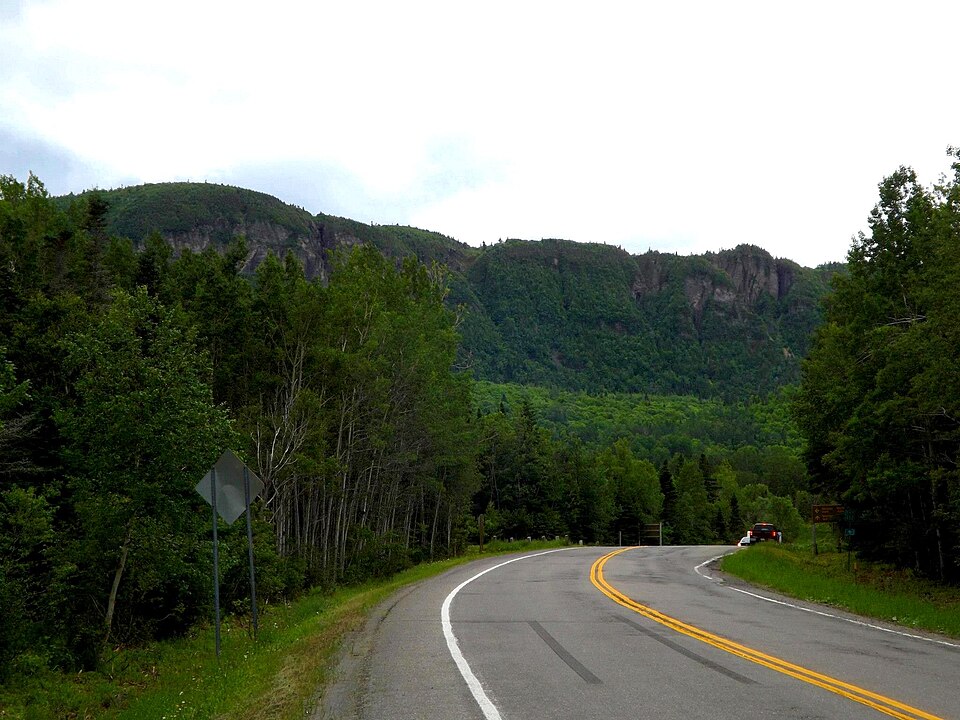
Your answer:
472,388 -> 805,546
473,380 -> 805,461
735,486 -> 804,539
671,461 -> 713,544
0,176 -> 481,680
795,151 -> 960,582
323,218 -> 480,271
0,487 -> 60,680
54,287 -> 236,662
56,182 -> 318,245
459,240 -> 831,398
597,440 -> 662,540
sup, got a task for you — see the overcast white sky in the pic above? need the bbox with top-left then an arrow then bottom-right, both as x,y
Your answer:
2,0 -> 958,267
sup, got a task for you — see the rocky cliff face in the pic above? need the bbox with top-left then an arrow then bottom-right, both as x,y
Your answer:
631,254 -> 669,297
157,218 -> 368,283
461,237 -> 831,396
709,246 -> 795,303
631,245 -> 797,316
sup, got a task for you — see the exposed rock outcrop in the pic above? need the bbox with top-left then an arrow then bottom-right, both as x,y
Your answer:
709,245 -> 796,303
630,245 -> 797,315
156,218 -> 370,283
630,254 -> 669,298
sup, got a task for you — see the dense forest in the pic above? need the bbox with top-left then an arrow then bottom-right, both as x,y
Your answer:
473,381 -> 802,457
2,148 -> 958,680
795,153 -> 960,582
454,239 -> 835,398
468,392 -> 807,548
0,177 -> 479,675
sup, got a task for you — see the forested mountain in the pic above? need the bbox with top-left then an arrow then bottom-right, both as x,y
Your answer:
59,183 -> 836,398
2,174 -> 824,677
55,183 -> 478,281
455,240 -> 834,397
4,148 -> 958,684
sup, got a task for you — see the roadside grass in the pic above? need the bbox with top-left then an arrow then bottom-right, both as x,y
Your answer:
720,535 -> 960,638
0,538 -> 568,720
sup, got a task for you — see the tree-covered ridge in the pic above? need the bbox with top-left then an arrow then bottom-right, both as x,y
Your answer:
316,214 -> 479,272
54,183 -> 834,398
459,239 -> 834,397
56,182 -> 319,243
57,182 -> 478,281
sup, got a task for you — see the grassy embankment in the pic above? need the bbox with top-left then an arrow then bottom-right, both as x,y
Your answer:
0,539 -> 566,720
720,534 -> 960,638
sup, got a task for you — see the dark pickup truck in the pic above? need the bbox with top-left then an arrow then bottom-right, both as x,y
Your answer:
746,522 -> 782,543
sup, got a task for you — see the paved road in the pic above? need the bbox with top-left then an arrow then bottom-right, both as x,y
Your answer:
320,546 -> 959,720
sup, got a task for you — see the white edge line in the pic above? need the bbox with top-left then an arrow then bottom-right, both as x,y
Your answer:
695,550 -> 960,649
441,548 -> 569,720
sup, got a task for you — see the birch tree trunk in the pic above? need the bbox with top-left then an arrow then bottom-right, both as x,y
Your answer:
103,520 -> 134,649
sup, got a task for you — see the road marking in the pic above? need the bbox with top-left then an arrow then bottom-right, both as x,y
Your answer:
694,551 -> 960,650
693,552 -> 728,580
441,548 -> 568,720
591,547 -> 946,720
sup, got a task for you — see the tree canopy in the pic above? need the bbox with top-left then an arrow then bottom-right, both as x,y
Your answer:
795,151 -> 960,581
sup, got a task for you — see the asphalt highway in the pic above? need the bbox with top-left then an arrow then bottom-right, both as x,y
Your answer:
319,546 -> 959,720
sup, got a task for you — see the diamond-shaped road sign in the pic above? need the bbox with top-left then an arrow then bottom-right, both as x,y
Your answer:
196,449 -> 264,524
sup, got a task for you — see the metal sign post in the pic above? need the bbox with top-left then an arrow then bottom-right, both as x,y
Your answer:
211,467 -> 222,657
243,466 -> 258,637
196,450 -> 264,656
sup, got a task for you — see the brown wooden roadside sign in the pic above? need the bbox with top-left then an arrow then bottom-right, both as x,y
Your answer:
812,504 -> 844,523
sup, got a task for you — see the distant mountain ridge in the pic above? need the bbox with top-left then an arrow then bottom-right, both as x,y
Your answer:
454,240 -> 834,397
58,182 -> 838,398
57,182 -> 477,281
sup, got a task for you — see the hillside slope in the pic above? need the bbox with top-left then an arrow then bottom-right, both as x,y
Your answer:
56,182 -> 476,280
58,183 -> 835,398
456,240 -> 831,397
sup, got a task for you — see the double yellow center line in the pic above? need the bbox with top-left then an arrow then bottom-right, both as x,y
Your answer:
590,548 -> 944,720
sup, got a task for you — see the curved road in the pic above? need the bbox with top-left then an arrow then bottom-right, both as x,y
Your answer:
320,546 -> 958,720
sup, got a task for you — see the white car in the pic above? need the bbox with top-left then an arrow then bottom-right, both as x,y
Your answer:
738,536 -> 752,546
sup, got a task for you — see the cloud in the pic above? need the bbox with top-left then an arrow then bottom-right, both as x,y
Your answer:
0,0 -> 25,20
0,126 -> 129,194
215,135 -> 502,226
2,1 -> 959,269
212,160 -> 402,222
